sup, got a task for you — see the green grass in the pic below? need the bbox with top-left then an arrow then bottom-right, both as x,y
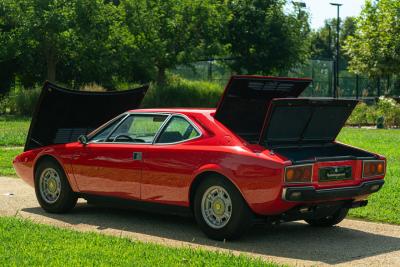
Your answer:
337,128 -> 400,224
0,216 -> 278,267
0,115 -> 30,146
0,147 -> 22,176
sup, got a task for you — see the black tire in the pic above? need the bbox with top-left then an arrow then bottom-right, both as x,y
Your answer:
193,175 -> 253,240
34,158 -> 78,213
305,207 -> 349,227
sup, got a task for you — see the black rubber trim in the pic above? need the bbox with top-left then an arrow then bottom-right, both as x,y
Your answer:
79,193 -> 192,217
283,180 -> 384,202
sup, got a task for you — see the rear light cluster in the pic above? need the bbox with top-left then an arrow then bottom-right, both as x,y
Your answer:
284,164 -> 313,183
363,160 -> 385,178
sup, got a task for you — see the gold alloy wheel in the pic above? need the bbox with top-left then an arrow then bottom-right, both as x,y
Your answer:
39,168 -> 62,204
201,186 -> 233,229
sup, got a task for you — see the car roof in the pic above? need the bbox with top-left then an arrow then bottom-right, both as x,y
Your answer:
129,108 -> 216,116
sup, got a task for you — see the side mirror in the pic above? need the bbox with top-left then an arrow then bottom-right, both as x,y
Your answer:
78,135 -> 88,145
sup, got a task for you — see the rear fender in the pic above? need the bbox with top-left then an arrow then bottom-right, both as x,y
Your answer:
189,164 -> 250,209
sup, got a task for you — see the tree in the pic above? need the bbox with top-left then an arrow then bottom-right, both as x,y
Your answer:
225,0 -> 310,75
124,0 -> 228,84
0,0 -> 154,88
17,0 -> 76,83
345,0 -> 400,77
0,1 -> 20,93
310,17 -> 356,67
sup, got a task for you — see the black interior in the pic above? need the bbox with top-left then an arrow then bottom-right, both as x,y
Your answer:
273,143 -> 376,164
25,82 -> 148,151
157,131 -> 184,143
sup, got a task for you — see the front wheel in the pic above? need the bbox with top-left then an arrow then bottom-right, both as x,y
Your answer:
305,207 -> 349,227
34,159 -> 78,213
193,175 -> 253,240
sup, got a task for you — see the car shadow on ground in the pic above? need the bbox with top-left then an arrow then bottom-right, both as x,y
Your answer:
23,203 -> 400,265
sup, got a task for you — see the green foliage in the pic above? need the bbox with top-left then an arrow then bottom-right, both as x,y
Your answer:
375,97 -> 400,127
124,0 -> 229,83
0,0 -> 154,87
0,216 -> 278,266
338,128 -> 400,224
310,17 -> 356,68
0,0 -> 230,87
346,102 -> 376,126
1,0 -> 312,89
0,86 -> 41,116
347,98 -> 400,128
345,0 -> 400,77
142,76 -> 223,108
226,0 -> 310,75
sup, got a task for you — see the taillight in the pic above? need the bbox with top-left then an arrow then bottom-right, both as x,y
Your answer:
362,160 -> 385,178
284,164 -> 313,183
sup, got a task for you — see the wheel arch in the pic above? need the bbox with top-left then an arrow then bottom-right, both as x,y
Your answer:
188,170 -> 249,212
33,154 -> 78,192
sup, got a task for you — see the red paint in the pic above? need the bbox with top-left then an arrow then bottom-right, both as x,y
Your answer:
13,107 -> 386,216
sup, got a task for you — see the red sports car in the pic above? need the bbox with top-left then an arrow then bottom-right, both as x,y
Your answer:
13,76 -> 386,240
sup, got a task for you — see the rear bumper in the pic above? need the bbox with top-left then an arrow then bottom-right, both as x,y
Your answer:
282,179 -> 384,202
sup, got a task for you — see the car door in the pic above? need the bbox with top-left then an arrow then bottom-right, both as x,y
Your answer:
140,115 -> 203,205
71,113 -> 169,200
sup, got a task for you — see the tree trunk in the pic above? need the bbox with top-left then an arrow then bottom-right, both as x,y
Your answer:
46,52 -> 57,82
156,66 -> 166,85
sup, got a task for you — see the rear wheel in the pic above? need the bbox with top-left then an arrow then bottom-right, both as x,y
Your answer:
193,175 -> 253,240
305,207 -> 349,227
34,159 -> 77,213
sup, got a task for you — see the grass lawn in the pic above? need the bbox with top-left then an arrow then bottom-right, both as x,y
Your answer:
0,147 -> 23,176
337,128 -> 400,224
0,216 -> 278,267
0,115 -> 30,146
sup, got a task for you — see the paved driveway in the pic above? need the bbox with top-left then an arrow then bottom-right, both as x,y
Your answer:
1,176 -> 399,266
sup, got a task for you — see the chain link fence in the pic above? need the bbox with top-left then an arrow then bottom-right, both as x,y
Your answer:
173,59 -> 400,100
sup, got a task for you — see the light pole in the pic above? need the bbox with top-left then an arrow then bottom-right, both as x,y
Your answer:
330,3 -> 342,98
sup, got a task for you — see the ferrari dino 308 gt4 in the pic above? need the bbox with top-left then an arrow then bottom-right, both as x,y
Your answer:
13,76 -> 386,240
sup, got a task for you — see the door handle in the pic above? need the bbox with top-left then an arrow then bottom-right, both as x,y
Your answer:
133,152 -> 142,161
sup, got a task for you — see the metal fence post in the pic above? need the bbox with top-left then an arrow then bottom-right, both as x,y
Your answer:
356,74 -> 359,99
208,59 -> 213,81
377,77 -> 381,97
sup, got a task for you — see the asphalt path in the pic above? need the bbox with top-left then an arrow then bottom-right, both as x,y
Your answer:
1,176 -> 399,266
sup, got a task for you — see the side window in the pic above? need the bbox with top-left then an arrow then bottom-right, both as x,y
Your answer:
90,116 -> 125,142
108,114 -> 168,143
156,116 -> 200,144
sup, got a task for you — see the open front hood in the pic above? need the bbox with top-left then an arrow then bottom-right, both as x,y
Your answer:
260,98 -> 358,147
215,75 -> 312,142
24,82 -> 148,151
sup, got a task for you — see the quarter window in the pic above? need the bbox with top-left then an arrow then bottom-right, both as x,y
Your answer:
156,116 -> 200,144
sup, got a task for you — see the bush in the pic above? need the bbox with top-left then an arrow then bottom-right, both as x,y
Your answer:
347,102 -> 377,126
375,96 -> 400,127
0,86 -> 41,116
142,76 -> 223,108
347,97 -> 400,128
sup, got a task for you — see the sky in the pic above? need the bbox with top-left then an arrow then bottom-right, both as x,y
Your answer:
301,0 -> 365,29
